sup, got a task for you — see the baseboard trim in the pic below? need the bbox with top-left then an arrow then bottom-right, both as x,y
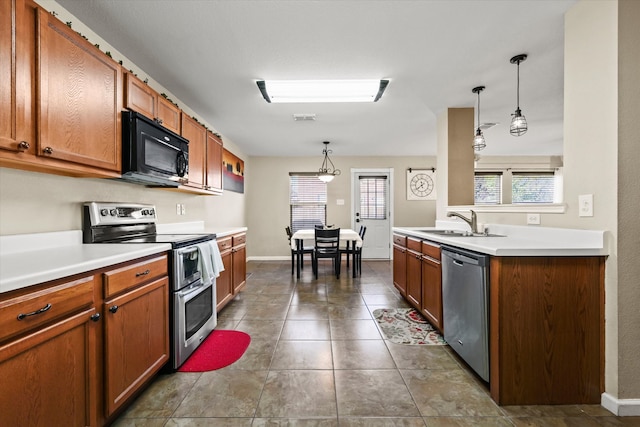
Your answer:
247,256 -> 289,262
602,393 -> 640,416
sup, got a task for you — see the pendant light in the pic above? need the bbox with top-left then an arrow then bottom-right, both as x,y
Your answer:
472,86 -> 486,151
510,54 -> 528,136
317,141 -> 341,182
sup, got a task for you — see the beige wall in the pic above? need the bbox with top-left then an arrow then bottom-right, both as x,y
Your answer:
245,156 -> 436,258
617,0 -> 640,400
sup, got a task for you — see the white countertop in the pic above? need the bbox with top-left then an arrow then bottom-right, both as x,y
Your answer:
0,224 -> 248,294
0,231 -> 171,294
393,222 -> 607,256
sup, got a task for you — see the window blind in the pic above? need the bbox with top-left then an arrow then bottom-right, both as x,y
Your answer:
289,174 -> 327,233
512,172 -> 555,204
474,172 -> 502,204
359,176 -> 387,220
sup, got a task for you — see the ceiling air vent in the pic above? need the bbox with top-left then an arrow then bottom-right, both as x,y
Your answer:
292,114 -> 316,121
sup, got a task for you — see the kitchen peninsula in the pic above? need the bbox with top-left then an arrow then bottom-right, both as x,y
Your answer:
393,223 -> 606,406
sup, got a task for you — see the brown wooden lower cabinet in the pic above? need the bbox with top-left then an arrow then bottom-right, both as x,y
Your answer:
216,236 -> 234,311
490,255 -> 605,405
0,253 -> 171,426
216,232 -> 247,312
392,234 -> 407,297
421,240 -> 442,333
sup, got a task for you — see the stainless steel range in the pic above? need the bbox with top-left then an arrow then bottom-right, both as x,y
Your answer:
82,202 -> 219,370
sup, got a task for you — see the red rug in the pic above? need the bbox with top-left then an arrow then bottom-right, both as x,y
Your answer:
177,330 -> 251,372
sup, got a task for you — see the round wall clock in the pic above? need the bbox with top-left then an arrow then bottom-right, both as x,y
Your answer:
407,169 -> 437,200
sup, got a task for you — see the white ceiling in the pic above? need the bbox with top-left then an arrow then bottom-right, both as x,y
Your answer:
56,0 -> 576,158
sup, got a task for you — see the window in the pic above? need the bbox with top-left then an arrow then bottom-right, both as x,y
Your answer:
512,172 -> 555,204
359,176 -> 387,219
474,172 -> 502,204
289,173 -> 327,233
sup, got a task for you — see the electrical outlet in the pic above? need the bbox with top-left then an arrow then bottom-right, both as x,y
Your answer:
579,194 -> 593,217
527,213 -> 540,225
176,203 -> 181,215
181,204 -> 186,215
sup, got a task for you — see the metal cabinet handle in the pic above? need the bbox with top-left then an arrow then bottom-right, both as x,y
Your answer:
90,313 -> 101,322
135,269 -> 150,277
155,118 -> 163,125
109,305 -> 119,314
43,147 -> 53,155
17,303 -> 52,320
18,141 -> 30,150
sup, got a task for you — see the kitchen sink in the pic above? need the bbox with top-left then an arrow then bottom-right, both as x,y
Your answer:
415,229 -> 505,237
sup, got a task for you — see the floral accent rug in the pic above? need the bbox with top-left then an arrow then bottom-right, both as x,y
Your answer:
373,308 -> 447,345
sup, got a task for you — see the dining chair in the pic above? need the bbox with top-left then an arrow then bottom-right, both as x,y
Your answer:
354,225 -> 367,275
312,227 -> 341,279
286,226 -> 313,275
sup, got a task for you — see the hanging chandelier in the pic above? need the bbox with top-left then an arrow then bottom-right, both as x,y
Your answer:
317,141 -> 341,182
510,54 -> 528,136
472,86 -> 486,151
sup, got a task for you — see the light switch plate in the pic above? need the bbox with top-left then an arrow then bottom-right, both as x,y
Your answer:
176,204 -> 182,215
336,199 -> 345,205
579,194 -> 593,217
181,204 -> 186,215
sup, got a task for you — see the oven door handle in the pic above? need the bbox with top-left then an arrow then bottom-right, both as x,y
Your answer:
177,280 -> 210,303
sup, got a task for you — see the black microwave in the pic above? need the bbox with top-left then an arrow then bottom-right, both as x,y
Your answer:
121,110 -> 189,187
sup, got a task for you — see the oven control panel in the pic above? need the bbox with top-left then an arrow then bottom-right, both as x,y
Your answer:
84,202 -> 157,226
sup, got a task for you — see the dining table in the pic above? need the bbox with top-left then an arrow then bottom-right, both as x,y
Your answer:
291,228 -> 363,279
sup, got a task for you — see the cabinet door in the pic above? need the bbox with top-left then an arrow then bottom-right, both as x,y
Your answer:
206,131 -> 223,193
37,9 -> 121,173
124,72 -> 156,120
0,0 -> 35,155
392,244 -> 407,296
157,96 -> 181,134
232,244 -> 246,294
421,256 -> 442,332
0,308 -> 98,427
406,249 -> 422,309
216,248 -> 233,311
103,277 -> 169,416
181,113 -> 206,189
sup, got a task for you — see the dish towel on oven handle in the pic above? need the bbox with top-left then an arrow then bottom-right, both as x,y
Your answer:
199,240 -> 225,286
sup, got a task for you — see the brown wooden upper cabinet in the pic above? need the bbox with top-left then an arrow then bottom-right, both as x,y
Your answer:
181,113 -> 207,190
206,131 -> 223,194
124,72 -> 181,135
36,7 -> 122,174
1,0 -> 121,178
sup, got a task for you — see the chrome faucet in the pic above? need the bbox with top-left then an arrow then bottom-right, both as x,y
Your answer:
447,210 -> 478,234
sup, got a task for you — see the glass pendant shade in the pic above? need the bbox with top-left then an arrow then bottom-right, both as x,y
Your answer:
510,54 -> 528,137
473,128 -> 486,151
472,86 -> 486,151
510,108 -> 528,136
317,173 -> 335,183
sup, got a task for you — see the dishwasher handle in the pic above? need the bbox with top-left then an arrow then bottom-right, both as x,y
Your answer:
442,245 -> 489,267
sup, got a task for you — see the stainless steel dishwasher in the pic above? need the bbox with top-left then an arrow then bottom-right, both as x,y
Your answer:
441,245 -> 490,382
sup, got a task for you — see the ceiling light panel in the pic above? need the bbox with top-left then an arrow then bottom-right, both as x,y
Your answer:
257,79 -> 388,103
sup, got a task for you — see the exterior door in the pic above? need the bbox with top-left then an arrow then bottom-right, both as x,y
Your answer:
352,169 -> 392,259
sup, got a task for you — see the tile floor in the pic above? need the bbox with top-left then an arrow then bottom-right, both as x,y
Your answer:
114,260 -> 637,426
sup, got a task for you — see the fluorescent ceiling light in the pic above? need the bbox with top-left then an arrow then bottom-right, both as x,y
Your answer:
256,79 -> 389,103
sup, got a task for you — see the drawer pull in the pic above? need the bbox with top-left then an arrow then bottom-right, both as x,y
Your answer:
90,313 -> 101,322
136,269 -> 150,277
17,303 -> 52,320
109,305 -> 119,314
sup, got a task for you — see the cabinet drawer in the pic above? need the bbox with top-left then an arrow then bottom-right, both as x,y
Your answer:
421,241 -> 441,260
393,234 -> 406,247
407,237 -> 422,252
232,233 -> 246,246
217,236 -> 232,251
0,275 -> 95,343
103,255 -> 168,298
